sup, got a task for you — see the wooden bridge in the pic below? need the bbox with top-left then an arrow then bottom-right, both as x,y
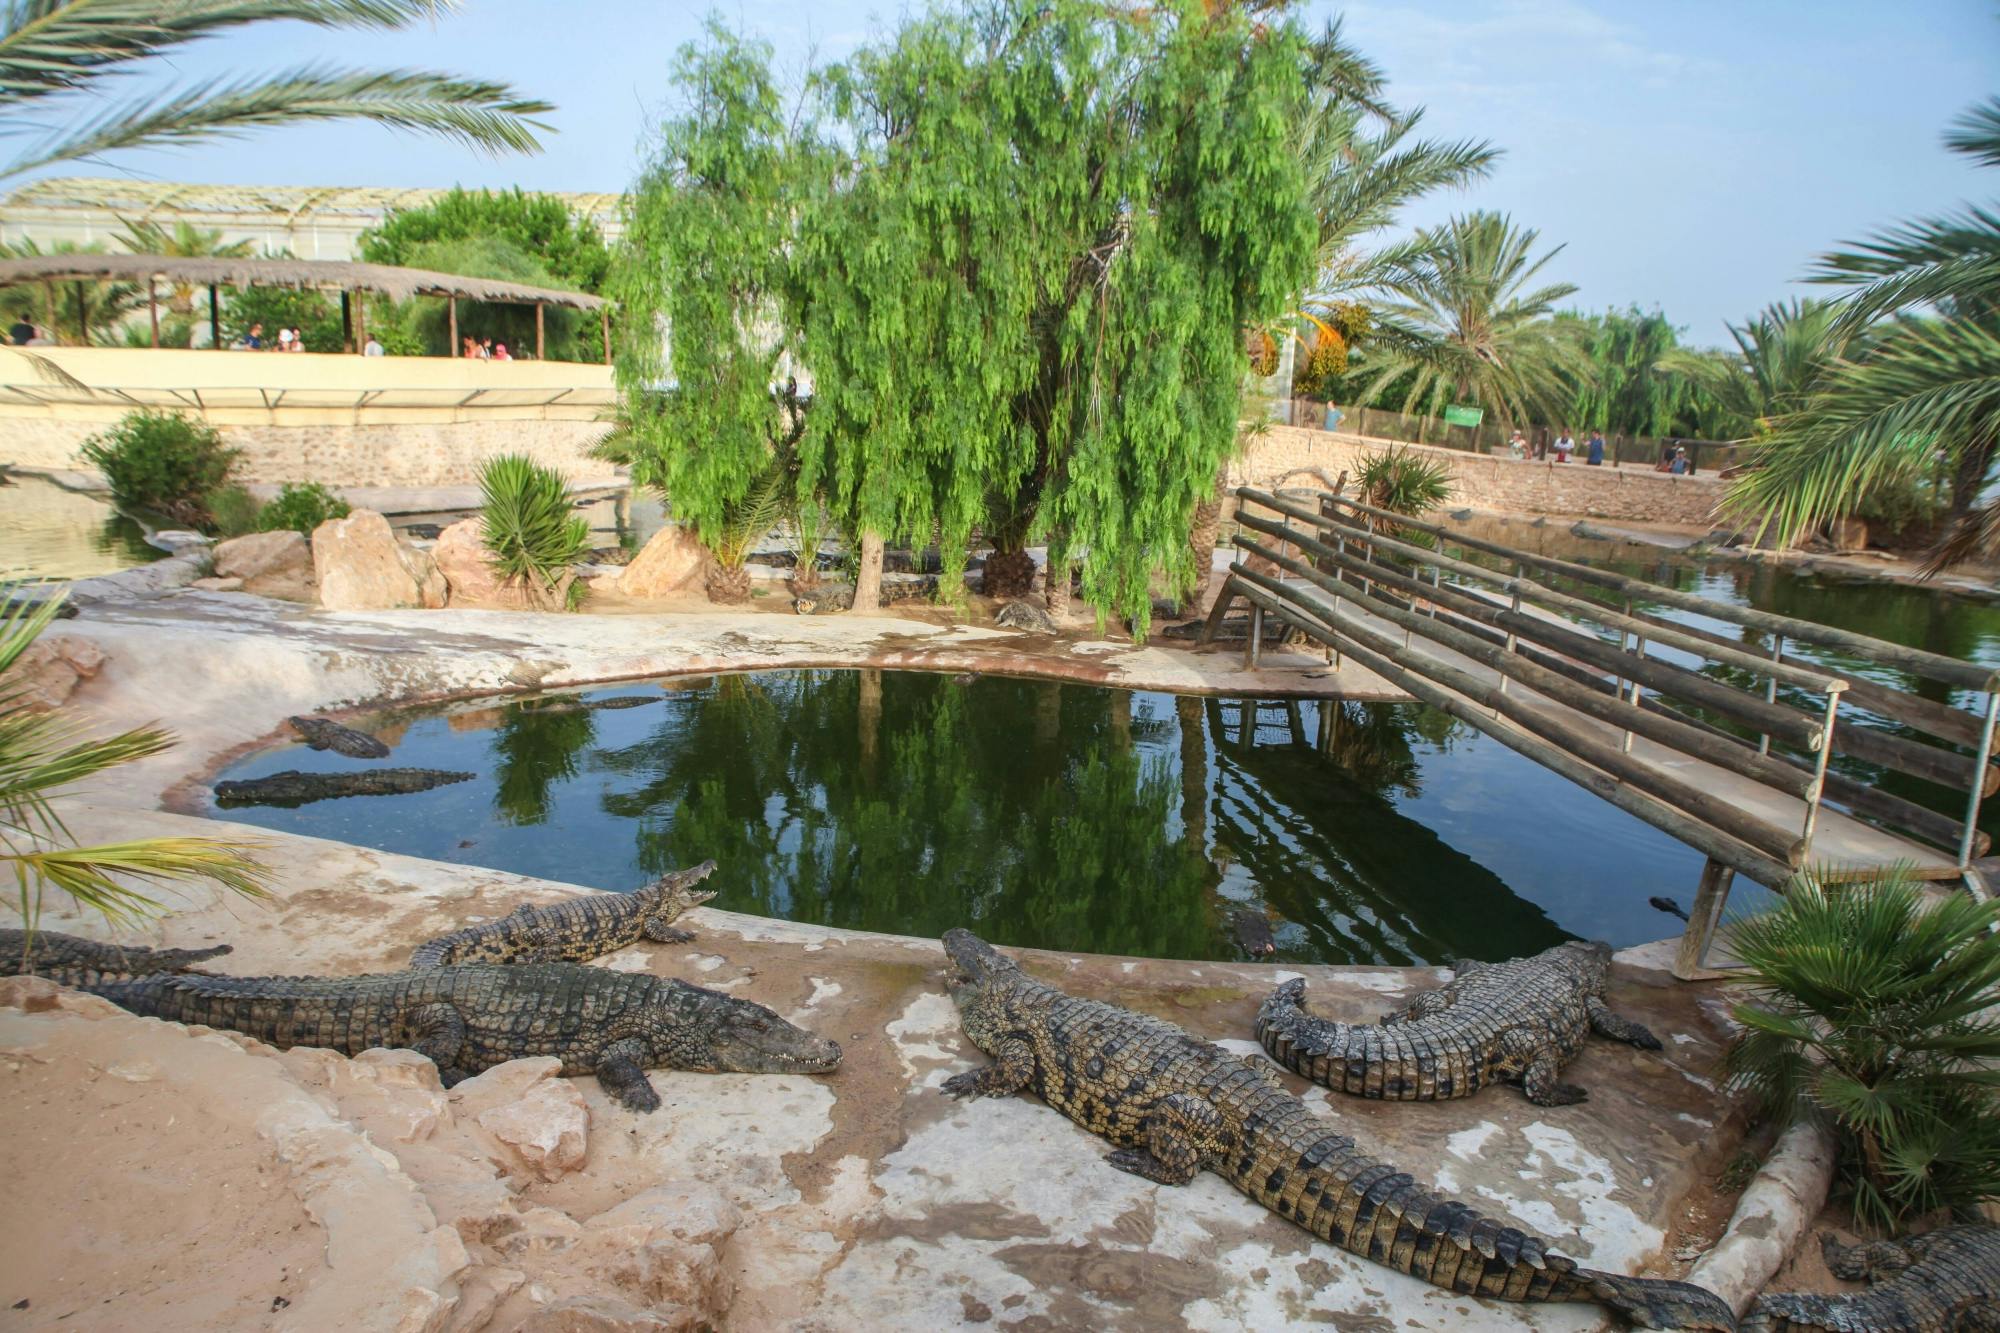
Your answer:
1202,486 -> 2000,978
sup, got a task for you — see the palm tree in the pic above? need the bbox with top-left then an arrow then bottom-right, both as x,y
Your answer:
3,593 -> 269,944
1661,298 -> 1849,440
0,0 -> 552,184
112,218 -> 255,346
1728,97 -> 2000,568
1357,211 -> 1589,428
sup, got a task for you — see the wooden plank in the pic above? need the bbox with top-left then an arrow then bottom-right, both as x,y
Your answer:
1228,578 -> 1798,888
1233,567 -> 1808,867
1673,859 -> 1737,981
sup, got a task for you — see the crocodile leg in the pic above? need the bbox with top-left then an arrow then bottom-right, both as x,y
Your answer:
1585,996 -> 1663,1051
1821,1232 -> 1916,1281
404,1002 -> 469,1083
1504,1029 -> 1587,1106
1961,1300 -> 2000,1331
1106,1093 -> 1224,1185
1380,985 -> 1453,1026
595,1037 -> 662,1112
941,1036 -> 1035,1099
643,921 -> 697,944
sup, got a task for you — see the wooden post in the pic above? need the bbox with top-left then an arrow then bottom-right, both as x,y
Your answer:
1245,604 -> 1264,670
1673,858 -> 1737,981
600,307 -> 611,364
340,290 -> 353,352
1759,636 -> 1782,756
1962,690 -> 2000,879
147,277 -> 159,348
41,280 -> 54,343
72,280 -> 86,344
356,291 -> 367,348
535,302 -> 546,359
448,296 -> 458,355
1800,690 -> 1842,854
208,284 -> 220,349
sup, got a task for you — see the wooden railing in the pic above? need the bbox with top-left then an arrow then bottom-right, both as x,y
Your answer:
1206,485 -> 2000,977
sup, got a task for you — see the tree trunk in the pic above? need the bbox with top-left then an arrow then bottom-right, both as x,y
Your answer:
1186,466 -> 1227,612
1043,550 -> 1070,617
703,561 -> 751,605
858,667 -> 882,784
851,530 -> 885,612
980,548 -> 1037,598
1176,695 -> 1208,852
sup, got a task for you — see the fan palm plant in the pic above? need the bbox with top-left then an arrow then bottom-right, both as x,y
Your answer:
1723,867 -> 2000,1228
3,592 -> 269,948
1357,211 -> 1590,428
0,0 -> 552,184
478,454 -> 591,610
1352,444 -> 1452,546
1729,96 -> 2000,567
702,460 -> 785,605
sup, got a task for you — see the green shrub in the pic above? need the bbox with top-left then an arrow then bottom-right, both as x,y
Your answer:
207,485 -> 262,538
1354,444 -> 1453,549
479,454 -> 590,609
79,410 -> 239,530
1723,869 -> 2000,1228
256,482 -> 351,537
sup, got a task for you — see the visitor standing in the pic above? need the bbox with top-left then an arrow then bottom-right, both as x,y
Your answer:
1669,446 -> 1690,475
1586,430 -> 1605,466
1507,429 -> 1528,460
8,316 -> 33,346
492,342 -> 512,362
1553,430 -> 1575,463
478,337 -> 494,360
363,334 -> 385,357
240,322 -> 265,350
1323,399 -> 1342,433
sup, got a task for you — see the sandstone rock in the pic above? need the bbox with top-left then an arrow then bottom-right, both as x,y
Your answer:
579,1182 -> 739,1313
444,1265 -> 527,1333
1829,515 -> 1869,552
313,509 -> 423,611
477,1077 -> 590,1181
6,633 -> 108,711
190,576 -> 245,592
614,525 -> 707,599
147,529 -> 211,554
430,517 -> 567,608
448,1056 -> 565,1114
213,529 -> 314,601
399,540 -> 450,609
520,1297 -> 695,1332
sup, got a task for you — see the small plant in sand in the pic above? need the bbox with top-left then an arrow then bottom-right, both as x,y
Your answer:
1,592 -> 269,952
479,454 -> 591,610
1722,867 -> 2000,1228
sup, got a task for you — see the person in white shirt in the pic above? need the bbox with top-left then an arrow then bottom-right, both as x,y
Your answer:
363,334 -> 385,357
1552,430 -> 1575,463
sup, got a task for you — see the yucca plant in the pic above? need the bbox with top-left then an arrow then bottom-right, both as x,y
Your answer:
3,591 -> 269,953
478,454 -> 590,610
1723,868 -> 2000,1229
702,461 -> 785,605
1353,443 -> 1453,548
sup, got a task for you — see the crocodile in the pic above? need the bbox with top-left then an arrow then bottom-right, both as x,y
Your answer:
212,767 -> 475,808
520,695 -> 663,715
994,600 -> 1058,633
1,928 -> 230,986
1254,940 -> 1663,1106
87,962 -> 842,1112
288,715 -> 391,759
792,577 -> 938,614
1744,1228 -> 2000,1332
410,860 -> 719,967
940,930 -> 1733,1330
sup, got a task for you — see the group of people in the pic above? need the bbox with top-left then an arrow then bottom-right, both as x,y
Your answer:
461,336 -> 512,361
1504,428 -> 1697,474
229,322 -> 385,355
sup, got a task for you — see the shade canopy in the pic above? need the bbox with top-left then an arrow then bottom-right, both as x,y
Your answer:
0,253 -> 606,310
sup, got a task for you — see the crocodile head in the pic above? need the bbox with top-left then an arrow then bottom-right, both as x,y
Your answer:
1558,939 -> 1615,986
648,859 -> 720,913
943,928 -> 1020,990
678,988 -> 842,1076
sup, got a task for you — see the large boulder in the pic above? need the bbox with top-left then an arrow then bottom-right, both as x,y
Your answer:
6,633 -> 106,711
212,529 -> 314,601
614,525 -> 707,600
433,517 -> 508,605
312,509 -> 423,611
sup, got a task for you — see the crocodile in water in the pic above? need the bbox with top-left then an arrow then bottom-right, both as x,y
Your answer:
1744,1228 -> 2000,1332
212,767 -> 475,808
88,962 -> 841,1112
519,695 -> 664,715
940,929 -> 1732,1330
410,860 -> 719,967
1255,940 -> 1663,1106
1,927 -> 230,986
288,715 -> 391,758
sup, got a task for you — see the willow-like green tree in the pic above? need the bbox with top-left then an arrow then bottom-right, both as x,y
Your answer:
615,2 -> 1317,634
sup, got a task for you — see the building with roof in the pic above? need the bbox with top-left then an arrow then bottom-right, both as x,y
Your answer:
0,178 -> 626,261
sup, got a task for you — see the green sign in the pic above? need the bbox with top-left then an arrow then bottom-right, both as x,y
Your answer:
1442,404 -> 1484,428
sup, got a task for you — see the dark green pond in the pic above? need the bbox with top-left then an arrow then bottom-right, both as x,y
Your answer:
208,533 -> 1998,967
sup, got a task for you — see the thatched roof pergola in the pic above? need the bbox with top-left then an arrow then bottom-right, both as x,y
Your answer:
0,254 -> 608,359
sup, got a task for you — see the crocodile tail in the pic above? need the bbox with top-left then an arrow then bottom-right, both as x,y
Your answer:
142,943 -> 232,972
1575,1270 -> 1737,1331
1253,978 -> 1357,1080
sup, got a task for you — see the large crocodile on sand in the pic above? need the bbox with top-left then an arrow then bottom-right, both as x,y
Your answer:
213,767 -> 474,808
288,715 -> 391,758
941,929 -> 1733,1330
1255,940 -> 1663,1106
87,962 -> 841,1112
1744,1228 -> 2000,1332
410,860 -> 718,967
792,577 -> 938,614
1,928 -> 230,986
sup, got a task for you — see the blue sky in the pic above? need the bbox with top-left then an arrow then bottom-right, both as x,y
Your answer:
18,0 -> 1997,343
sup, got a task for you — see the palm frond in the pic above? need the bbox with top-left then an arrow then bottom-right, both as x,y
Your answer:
478,453 -> 590,602
1944,95 -> 2000,168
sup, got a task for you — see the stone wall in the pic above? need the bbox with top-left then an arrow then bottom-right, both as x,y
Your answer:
4,414 -> 615,488
1232,425 -> 1726,527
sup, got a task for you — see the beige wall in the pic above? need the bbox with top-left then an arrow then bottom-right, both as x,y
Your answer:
1,346 -> 618,487
1232,426 -> 1727,528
